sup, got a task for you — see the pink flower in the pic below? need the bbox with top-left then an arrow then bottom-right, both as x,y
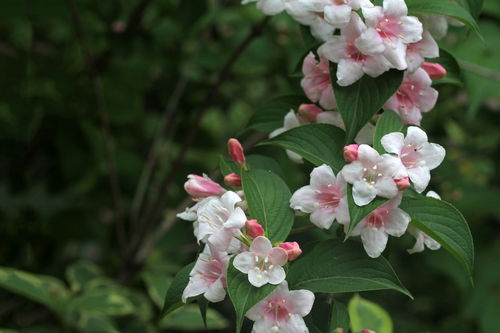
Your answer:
319,13 -> 392,86
351,193 -> 410,258
341,145 -> 407,206
290,165 -> 349,229
305,0 -> 374,29
184,174 -> 225,199
182,244 -> 229,303
233,236 -> 288,287
359,0 -> 423,70
381,126 -> 445,193
279,242 -> 302,261
246,281 -> 315,333
384,68 -> 438,125
227,138 -> 246,165
301,52 -> 336,109
421,62 -> 447,79
298,103 -> 323,122
344,144 -> 359,162
224,173 -> 242,187
246,219 -> 265,238
406,31 -> 439,72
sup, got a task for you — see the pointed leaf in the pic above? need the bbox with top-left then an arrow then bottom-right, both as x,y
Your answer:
247,95 -> 307,132
161,262 -> 195,317
433,48 -> 463,86
373,110 -> 403,153
331,300 -> 350,332
348,295 -> 393,333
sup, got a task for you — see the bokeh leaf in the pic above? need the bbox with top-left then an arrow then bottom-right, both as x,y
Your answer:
161,262 -> 195,317
348,295 -> 393,333
247,95 -> 307,132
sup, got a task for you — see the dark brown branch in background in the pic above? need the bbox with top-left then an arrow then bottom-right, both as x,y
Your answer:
124,0 -> 153,36
67,0 -> 126,254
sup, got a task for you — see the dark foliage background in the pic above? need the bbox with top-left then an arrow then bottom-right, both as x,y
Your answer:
0,0 -> 499,332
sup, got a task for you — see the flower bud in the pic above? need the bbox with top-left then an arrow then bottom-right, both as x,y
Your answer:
224,173 -> 242,187
421,62 -> 447,80
394,177 -> 411,190
279,242 -> 302,261
227,138 -> 246,165
184,174 -> 225,198
298,104 -> 323,123
245,220 -> 264,238
343,144 -> 359,162
361,330 -> 377,333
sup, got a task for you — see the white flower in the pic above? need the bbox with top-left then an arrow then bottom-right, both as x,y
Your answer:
359,0 -> 423,70
233,236 -> 288,287
290,165 -> 349,229
407,190 -> 441,254
351,193 -> 410,258
341,144 -> 407,206
319,13 -> 392,86
287,0 -> 335,41
182,244 -> 229,303
270,110 -> 304,163
242,0 -> 287,15
304,0 -> 374,29
381,126 -> 445,193
196,191 -> 248,252
246,281 -> 314,333
405,31 -> 439,72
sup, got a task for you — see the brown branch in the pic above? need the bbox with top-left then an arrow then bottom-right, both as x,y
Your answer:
67,0 -> 126,253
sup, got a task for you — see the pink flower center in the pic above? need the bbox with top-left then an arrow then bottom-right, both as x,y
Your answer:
400,144 -> 423,169
376,16 -> 402,41
197,257 -> 225,286
366,206 -> 390,228
264,297 -> 292,328
315,184 -> 343,210
395,81 -> 423,113
346,42 -> 368,63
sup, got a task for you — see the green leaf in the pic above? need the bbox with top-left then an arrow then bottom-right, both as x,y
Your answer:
74,313 -> 119,333
247,95 -> 307,132
287,240 -> 412,298
373,110 -> 403,153
260,123 -> 346,172
348,295 -> 393,333
142,272 -> 172,309
0,267 -> 69,316
331,300 -> 350,332
406,0 -> 482,39
219,154 -> 284,178
241,169 -> 294,243
226,258 -> 277,333
65,261 -> 102,292
433,48 -> 463,86
198,297 -> 208,329
459,0 -> 484,19
67,289 -> 135,316
400,193 -> 474,281
160,304 -> 229,330
161,262 -> 195,317
333,69 -> 403,144
345,185 -> 388,239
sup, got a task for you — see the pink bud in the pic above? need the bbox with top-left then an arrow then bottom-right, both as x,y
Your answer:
184,174 -> 225,198
279,242 -> 302,261
227,138 -> 246,165
361,330 -> 377,333
421,62 -> 447,80
245,220 -> 264,238
394,177 -> 411,190
298,104 -> 323,123
343,144 -> 359,162
224,173 -> 242,187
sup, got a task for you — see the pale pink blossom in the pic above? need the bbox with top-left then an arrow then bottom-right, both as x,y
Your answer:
344,144 -> 359,162
224,173 -> 242,187
290,165 -> 349,229
279,242 -> 302,261
421,14 -> 448,40
228,138 -> 246,165
301,52 -> 336,109
304,0 -> 374,29
407,190 -> 441,254
381,126 -> 445,193
184,174 -> 225,199
359,0 -> 423,70
384,68 -> 438,125
421,62 -> 447,79
233,236 -> 288,287
246,219 -> 265,238
319,13 -> 392,86
298,103 -> 323,122
196,191 -> 248,252
287,2 -> 335,41
182,244 -> 229,303
246,281 -> 314,333
341,145 -> 407,206
351,193 -> 410,258
406,31 -> 439,72
241,0 -> 287,15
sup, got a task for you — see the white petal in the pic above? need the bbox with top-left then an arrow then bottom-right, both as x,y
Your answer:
290,186 -> 316,213
280,314 -> 309,333
354,123 -> 376,145
381,132 -> 405,155
257,0 -> 285,15
383,0 -> 408,17
400,16 -> 423,44
384,40 -> 408,70
225,207 -> 247,228
287,149 -> 304,164
324,4 -> 352,28
310,18 -> 336,42
384,208 -> 411,237
204,278 -> 226,302
267,266 -> 286,285
318,37 -> 346,63
283,110 -> 301,129
182,276 -> 206,302
252,317 -> 275,333
405,126 -> 428,146
269,247 -> 288,266
356,28 -> 385,55
357,144 -> 380,164
248,268 -> 269,287
233,252 -> 255,274
362,54 -> 392,77
353,180 -> 377,206
407,232 -> 425,254
341,161 -> 364,183
375,177 -> 399,199
361,227 -> 389,258
289,290 -> 315,316
421,143 -> 445,170
310,208 -> 336,229
250,236 -> 273,257
426,190 -> 441,200
335,197 -> 350,225
424,235 -> 441,250
408,166 -> 431,193
220,191 -> 242,210
362,6 -> 383,27
316,111 -> 345,129
337,58 -> 364,86
208,229 -> 233,250
310,164 -> 336,187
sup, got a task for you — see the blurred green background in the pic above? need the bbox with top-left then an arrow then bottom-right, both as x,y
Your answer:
0,0 -> 499,332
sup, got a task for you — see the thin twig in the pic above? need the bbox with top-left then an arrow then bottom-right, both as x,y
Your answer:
458,59 -> 500,83
67,0 -> 126,253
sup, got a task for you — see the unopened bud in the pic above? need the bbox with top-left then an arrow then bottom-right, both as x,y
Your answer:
361,330 -> 377,333
343,144 -> 359,162
421,62 -> 447,80
227,138 -> 246,165
224,173 -> 242,187
184,174 -> 225,198
279,242 -> 302,261
394,177 -> 410,190
245,220 -> 264,238
298,104 -> 323,123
